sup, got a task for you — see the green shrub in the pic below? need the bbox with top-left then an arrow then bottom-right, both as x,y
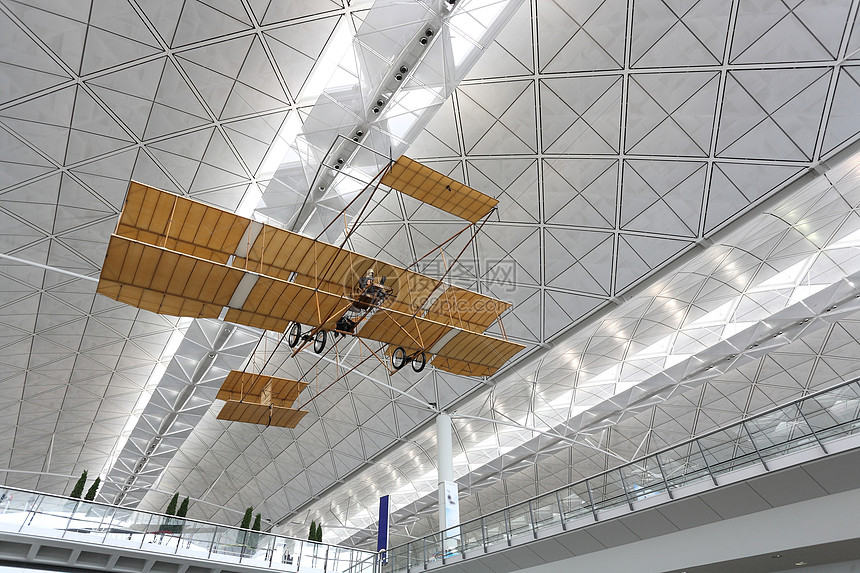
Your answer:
84,477 -> 100,501
241,506 -> 253,530
165,493 -> 179,515
70,471 -> 87,499
177,497 -> 189,518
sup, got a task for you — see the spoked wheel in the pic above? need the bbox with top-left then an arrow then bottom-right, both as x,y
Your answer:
313,330 -> 327,354
287,322 -> 301,348
392,346 -> 407,370
411,352 -> 427,373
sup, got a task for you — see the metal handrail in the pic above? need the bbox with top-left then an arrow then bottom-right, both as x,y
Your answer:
388,373 -> 860,560
0,486 -> 377,573
0,484 -> 273,536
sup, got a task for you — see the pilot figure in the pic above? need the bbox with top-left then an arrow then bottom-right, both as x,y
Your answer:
360,268 -> 375,290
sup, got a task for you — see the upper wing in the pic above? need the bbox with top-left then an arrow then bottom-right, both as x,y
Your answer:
114,183 -> 511,333
116,182 -> 250,263
380,156 -> 498,223
98,234 -> 350,333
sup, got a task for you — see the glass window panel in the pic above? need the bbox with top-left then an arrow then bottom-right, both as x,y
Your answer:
239,532 -> 275,567
102,507 -> 153,550
746,407 -> 818,458
699,426 -> 760,475
620,456 -> 667,503
531,493 -> 561,534
301,541 -> 329,570
458,518 -> 484,554
424,532 -> 444,565
507,503 -> 532,540
589,471 -> 628,514
408,539 -> 425,570
559,481 -> 592,523
482,511 -> 508,547
659,443 -> 713,490
174,522 -> 216,560
273,536 -> 302,569
802,387 -> 860,441
0,489 -> 29,531
210,526 -> 247,561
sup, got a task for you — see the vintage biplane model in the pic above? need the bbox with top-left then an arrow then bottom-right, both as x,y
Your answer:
97,156 -> 524,428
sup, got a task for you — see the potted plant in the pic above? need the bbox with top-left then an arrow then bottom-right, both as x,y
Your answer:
248,513 -> 262,550
70,470 -> 87,499
160,493 -> 183,534
84,477 -> 100,501
67,470 -> 87,512
238,506 -> 253,551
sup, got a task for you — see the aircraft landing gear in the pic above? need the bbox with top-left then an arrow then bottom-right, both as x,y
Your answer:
392,347 -> 407,370
287,322 -> 301,348
314,330 -> 327,354
411,352 -> 426,372
391,347 -> 427,372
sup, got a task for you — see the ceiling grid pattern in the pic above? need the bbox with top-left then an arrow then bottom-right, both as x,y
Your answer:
0,0 -> 358,502
2,0 -> 860,554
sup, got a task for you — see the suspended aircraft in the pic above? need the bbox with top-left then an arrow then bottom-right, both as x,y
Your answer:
97,156 -> 524,428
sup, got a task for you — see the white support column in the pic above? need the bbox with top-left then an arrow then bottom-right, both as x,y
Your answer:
437,413 -> 460,549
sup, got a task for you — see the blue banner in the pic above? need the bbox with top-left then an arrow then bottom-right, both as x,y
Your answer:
378,495 -> 390,563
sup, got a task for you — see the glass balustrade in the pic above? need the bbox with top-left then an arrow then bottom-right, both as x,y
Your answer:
382,376 -> 860,571
0,487 -> 376,573
3,377 -> 860,573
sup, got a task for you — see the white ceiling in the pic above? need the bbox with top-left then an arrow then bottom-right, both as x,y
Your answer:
1,0 -> 860,550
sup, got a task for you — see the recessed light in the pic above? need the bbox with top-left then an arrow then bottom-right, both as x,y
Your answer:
795,561 -> 808,566
772,554 -> 782,558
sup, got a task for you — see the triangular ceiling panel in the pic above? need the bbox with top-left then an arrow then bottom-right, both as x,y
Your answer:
80,0 -> 161,75
0,128 -> 56,191
264,16 -> 340,100
3,1 -> 88,74
822,66 -> 860,155
465,0 -> 533,80
538,0 -> 625,72
631,0 -> 728,68
615,234 -> 693,292
0,85 -> 75,164
730,0 -> 851,64
171,0 -> 253,48
626,71 -> 719,156
704,163 -> 805,233
0,10 -> 71,104
540,76 -> 622,154
621,160 -> 706,237
717,68 -> 831,161
142,60 -> 212,140
458,80 -> 536,155
86,58 -> 166,139
543,159 -> 617,228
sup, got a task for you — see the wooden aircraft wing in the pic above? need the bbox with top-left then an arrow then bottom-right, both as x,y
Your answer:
216,371 -> 308,407
111,184 -> 513,333
216,372 -> 309,428
97,235 -> 351,333
358,307 -> 525,377
380,156 -> 498,223
217,401 -> 309,429
422,284 -> 512,333
116,182 -> 251,263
